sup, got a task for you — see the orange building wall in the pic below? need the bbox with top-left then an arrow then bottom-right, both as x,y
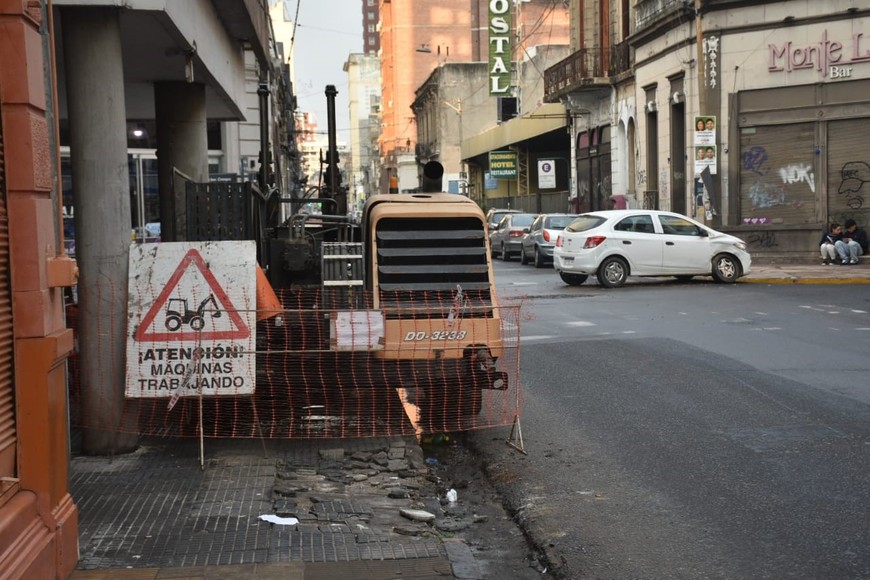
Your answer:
378,0 -> 473,161
378,0 -> 570,164
0,1 -> 79,578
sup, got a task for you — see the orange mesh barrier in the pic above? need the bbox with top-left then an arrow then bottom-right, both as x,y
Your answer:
67,286 -> 522,438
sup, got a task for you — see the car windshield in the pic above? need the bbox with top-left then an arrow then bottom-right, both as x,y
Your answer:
512,214 -> 536,227
545,216 -> 575,230
566,215 -> 606,232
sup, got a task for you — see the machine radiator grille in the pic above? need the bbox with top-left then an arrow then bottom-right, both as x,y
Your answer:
376,217 -> 493,318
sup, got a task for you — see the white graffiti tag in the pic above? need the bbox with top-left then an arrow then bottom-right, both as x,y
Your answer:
778,164 -> 815,192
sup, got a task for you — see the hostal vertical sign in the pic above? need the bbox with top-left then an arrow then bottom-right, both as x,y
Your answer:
489,0 -> 512,95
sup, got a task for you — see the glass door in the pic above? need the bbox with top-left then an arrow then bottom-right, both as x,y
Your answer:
129,153 -> 160,242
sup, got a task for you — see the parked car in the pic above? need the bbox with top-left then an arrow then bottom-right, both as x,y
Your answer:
489,213 -> 538,261
485,208 -> 521,232
553,210 -> 751,287
520,213 -> 578,268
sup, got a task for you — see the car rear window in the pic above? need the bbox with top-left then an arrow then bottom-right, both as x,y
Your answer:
512,214 -> 536,227
545,216 -> 576,230
566,215 -> 606,232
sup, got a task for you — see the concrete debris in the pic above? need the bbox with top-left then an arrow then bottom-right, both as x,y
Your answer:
400,507 -> 436,522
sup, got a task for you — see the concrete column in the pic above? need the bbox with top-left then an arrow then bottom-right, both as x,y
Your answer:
155,82 -> 208,241
61,7 -> 137,454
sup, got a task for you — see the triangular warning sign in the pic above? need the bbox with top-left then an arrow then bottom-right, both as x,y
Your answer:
134,248 -> 251,342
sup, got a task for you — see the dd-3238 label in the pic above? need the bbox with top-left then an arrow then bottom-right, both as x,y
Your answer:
403,330 -> 467,341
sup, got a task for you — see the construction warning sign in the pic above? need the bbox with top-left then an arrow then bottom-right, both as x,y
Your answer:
125,241 -> 257,399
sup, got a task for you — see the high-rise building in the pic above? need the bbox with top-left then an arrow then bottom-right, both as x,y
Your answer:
362,0 -> 380,54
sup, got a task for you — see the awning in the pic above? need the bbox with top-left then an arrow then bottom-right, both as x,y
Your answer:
462,103 -> 568,159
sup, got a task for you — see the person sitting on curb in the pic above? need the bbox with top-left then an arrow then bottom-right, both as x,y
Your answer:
819,222 -> 841,265
835,219 -> 868,265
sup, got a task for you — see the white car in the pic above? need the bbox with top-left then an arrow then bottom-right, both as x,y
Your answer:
553,210 -> 751,287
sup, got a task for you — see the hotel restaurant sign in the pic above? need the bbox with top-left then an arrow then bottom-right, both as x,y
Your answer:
769,31 -> 870,79
489,0 -> 512,95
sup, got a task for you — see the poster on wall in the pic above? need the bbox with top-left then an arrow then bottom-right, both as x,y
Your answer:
694,145 -> 717,176
694,116 -> 716,146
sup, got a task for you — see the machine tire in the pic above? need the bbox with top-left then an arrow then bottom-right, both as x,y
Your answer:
189,316 -> 205,331
597,256 -> 628,288
712,253 -> 740,283
559,272 -> 588,286
534,247 -> 545,268
165,316 -> 182,332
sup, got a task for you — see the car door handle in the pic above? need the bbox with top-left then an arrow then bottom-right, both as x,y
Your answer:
622,240 -> 631,245
666,241 -> 675,246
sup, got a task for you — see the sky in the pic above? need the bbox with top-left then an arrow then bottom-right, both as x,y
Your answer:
285,0 -> 363,143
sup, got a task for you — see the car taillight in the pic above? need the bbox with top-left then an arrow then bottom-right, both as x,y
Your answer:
556,235 -> 562,247
509,230 -> 524,238
543,230 -> 551,242
584,236 -> 607,249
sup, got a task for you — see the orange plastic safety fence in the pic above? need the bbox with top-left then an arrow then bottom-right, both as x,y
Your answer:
67,285 -> 522,438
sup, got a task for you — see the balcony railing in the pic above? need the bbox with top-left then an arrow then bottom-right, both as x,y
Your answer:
635,0 -> 687,31
544,42 -> 631,101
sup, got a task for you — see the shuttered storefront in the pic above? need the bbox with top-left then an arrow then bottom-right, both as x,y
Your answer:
739,122 -> 818,225
0,114 -> 14,479
826,118 -> 870,229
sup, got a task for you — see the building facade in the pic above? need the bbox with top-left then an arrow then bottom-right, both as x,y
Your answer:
544,0 -> 634,214
344,53 -> 381,205
0,1 -> 79,576
377,0 -> 477,193
633,0 -> 868,259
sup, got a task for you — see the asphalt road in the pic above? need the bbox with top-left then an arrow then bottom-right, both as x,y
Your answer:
465,261 -> 870,579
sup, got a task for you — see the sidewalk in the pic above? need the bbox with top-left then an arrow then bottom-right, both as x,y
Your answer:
69,436 -> 481,580
741,258 -> 870,284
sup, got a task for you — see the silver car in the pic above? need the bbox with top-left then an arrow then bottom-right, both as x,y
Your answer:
489,213 -> 538,261
519,213 -> 578,268
485,208 -> 521,232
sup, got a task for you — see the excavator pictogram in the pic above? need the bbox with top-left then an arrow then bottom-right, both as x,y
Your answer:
164,294 -> 221,331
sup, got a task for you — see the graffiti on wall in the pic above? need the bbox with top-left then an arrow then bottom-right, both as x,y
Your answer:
741,146 -> 769,176
745,231 -> 779,249
778,163 -> 815,192
838,161 -> 868,209
747,181 -> 795,209
742,143 -> 814,211
659,169 -> 669,200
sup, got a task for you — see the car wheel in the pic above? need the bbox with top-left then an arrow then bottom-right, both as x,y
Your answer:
500,244 -> 510,261
712,253 -> 740,283
675,275 -> 694,282
520,247 -> 529,265
597,256 -> 628,288
534,247 -> 545,268
559,272 -> 588,286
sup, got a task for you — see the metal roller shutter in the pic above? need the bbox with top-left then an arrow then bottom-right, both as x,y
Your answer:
0,113 -> 15,479
739,123 -> 817,225
826,118 -> 870,229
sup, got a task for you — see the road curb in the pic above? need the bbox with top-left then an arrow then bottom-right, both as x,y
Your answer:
741,277 -> 870,285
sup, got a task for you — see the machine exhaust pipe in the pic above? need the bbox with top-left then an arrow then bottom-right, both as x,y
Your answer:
421,161 -> 444,193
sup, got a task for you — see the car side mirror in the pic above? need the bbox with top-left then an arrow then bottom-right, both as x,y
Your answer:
523,228 -> 530,233
698,229 -> 709,237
